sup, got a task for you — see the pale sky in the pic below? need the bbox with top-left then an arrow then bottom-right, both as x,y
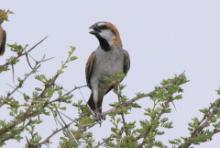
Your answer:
1,0 -> 220,147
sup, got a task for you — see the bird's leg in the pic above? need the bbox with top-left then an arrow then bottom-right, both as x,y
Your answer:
97,92 -> 105,120
98,107 -> 105,120
94,101 -> 102,126
92,89 -> 102,122
92,108 -> 102,126
88,105 -> 102,125
96,112 -> 102,127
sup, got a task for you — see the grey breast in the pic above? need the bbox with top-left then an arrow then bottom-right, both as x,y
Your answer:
91,47 -> 124,85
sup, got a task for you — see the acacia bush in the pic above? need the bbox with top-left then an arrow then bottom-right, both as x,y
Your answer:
1,10 -> 220,148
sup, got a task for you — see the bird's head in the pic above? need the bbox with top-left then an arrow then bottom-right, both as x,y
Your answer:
89,21 -> 122,51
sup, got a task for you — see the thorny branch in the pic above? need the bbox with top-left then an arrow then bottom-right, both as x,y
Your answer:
0,37 -> 54,140
6,57 -> 45,98
138,99 -> 171,148
39,85 -> 87,145
0,36 -> 48,68
39,92 -> 153,146
178,98 -> 220,148
0,120 -> 32,143
0,37 -> 49,109
0,46 -> 79,145
0,56 -> 48,108
115,85 -> 129,136
48,85 -> 87,104
1,36 -> 220,148
40,120 -> 75,145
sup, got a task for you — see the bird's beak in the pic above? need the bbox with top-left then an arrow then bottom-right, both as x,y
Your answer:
89,24 -> 99,35
89,28 -> 96,35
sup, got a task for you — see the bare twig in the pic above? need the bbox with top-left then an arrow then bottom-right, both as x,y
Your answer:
25,53 -> 34,70
59,111 -> 75,122
26,36 -> 48,54
6,64 -> 38,98
5,55 -> 52,99
48,85 -> 87,104
55,108 -> 78,146
0,36 -> 48,68
39,120 -> 75,145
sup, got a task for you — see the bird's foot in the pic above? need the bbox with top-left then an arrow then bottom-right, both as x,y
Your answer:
94,112 -> 105,126
96,112 -> 102,121
101,114 -> 106,120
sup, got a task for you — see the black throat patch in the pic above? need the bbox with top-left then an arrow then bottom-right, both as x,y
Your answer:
97,36 -> 111,51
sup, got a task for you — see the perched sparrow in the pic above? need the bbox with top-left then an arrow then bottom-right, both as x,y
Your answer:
85,21 -> 130,119
0,20 -> 6,56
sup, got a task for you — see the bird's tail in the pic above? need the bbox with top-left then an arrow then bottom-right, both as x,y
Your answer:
87,93 -> 95,111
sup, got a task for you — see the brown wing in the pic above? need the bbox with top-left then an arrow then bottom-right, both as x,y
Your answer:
123,49 -> 130,74
85,52 -> 96,88
0,29 -> 6,56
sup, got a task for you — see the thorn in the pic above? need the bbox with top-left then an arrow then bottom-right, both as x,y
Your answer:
11,64 -> 15,83
172,101 -> 177,111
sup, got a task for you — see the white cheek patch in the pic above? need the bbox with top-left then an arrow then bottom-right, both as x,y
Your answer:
99,30 -> 114,45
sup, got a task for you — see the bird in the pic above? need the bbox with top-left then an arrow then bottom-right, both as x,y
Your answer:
0,19 -> 6,56
85,21 -> 130,120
